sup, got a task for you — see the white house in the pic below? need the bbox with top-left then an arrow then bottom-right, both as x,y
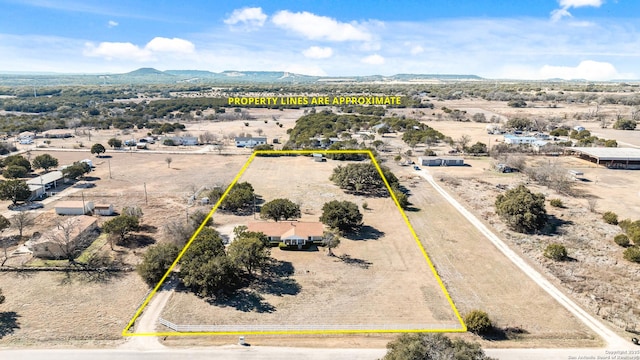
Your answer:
504,135 -> 538,145
94,203 -> 114,216
235,137 -> 267,148
246,221 -> 324,248
26,170 -> 64,190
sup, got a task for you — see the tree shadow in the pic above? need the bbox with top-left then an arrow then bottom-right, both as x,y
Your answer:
138,224 -> 158,233
541,215 -> 574,235
120,234 -> 156,249
208,289 -> 275,313
252,260 -> 301,296
337,254 -> 372,269
480,326 -> 529,341
83,176 -> 101,182
344,225 -> 385,241
0,312 -> 20,338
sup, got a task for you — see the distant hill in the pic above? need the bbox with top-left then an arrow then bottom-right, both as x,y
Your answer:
0,67 -> 485,86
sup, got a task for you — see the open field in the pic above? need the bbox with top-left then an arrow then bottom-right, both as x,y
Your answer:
161,156 -> 461,332
392,163 -> 603,348
0,272 -> 147,347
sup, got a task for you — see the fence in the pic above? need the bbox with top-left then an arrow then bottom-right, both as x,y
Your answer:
158,318 -> 462,333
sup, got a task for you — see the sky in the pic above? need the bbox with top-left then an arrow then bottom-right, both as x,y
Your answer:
0,0 -> 639,80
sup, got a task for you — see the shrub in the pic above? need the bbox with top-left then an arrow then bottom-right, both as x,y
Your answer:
602,211 -> 619,225
464,310 -> 493,335
614,234 -> 630,247
495,185 -> 547,233
623,247 -> 640,263
549,198 -> 564,208
544,243 -> 567,261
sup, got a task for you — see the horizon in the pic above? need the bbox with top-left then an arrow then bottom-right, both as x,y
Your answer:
1,1 -> 639,80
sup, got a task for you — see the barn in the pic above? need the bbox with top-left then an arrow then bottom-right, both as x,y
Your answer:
569,147 -> 640,169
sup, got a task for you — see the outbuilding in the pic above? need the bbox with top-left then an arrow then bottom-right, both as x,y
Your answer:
418,157 -> 442,166
55,200 -> 95,215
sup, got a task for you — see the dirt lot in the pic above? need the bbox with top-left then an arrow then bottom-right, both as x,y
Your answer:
161,156 -> 461,331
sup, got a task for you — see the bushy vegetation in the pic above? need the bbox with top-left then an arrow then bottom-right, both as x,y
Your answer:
602,211 -> 619,225
623,247 -> 640,263
320,200 -> 363,233
614,234 -> 630,247
619,219 -> 640,244
383,333 -> 495,360
218,182 -> 256,214
613,119 -> 637,130
137,243 -> 180,287
544,243 -> 568,261
259,198 -> 301,222
549,198 -> 564,208
330,162 -> 399,197
464,310 -> 494,335
495,185 -> 547,233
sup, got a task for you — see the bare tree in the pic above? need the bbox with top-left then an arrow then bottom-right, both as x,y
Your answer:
322,230 -> 341,257
46,218 -> 95,261
199,131 -> 217,144
587,198 -> 598,213
256,128 -> 264,136
11,210 -> 34,238
458,135 -> 471,152
165,157 -> 173,168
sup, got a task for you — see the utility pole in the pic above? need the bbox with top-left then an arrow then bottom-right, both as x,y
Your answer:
143,182 -> 148,205
108,160 -> 112,179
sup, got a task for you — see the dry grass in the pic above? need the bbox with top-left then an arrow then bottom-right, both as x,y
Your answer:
161,156 -> 460,331
0,272 -> 147,347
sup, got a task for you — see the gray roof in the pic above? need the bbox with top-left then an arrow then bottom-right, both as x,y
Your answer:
26,170 -> 64,185
571,147 -> 640,161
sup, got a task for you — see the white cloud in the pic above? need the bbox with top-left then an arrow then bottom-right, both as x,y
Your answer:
107,20 -> 118,28
361,54 -> 385,65
224,7 -> 267,28
145,37 -> 195,53
559,0 -> 604,7
302,46 -> 333,59
83,41 -> 153,61
410,45 -> 424,55
539,60 -> 620,80
272,10 -> 372,41
551,0 -> 604,22
83,37 -> 195,61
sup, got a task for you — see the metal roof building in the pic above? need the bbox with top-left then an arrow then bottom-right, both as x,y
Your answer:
569,147 -> 640,169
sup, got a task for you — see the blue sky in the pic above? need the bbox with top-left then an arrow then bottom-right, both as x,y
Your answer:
0,0 -> 639,80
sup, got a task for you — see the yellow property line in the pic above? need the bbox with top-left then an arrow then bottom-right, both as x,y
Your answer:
122,149 -> 467,336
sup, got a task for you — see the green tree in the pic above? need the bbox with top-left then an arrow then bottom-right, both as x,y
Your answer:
32,154 -> 59,172
260,198 -> 301,222
102,215 -> 140,246
392,187 -> 410,209
320,200 -> 363,233
383,333 -> 495,360
220,182 -> 255,213
228,234 -> 270,275
2,165 -> 28,179
506,117 -> 531,129
2,155 -> 31,172
495,185 -> 547,233
179,228 -> 238,297
613,119 -> 637,130
107,138 -> 123,148
136,243 -> 180,287
544,243 -> 567,261
62,161 -> 91,180
466,142 -> 488,155
90,143 -> 106,157
464,310 -> 493,335
0,179 -> 31,205
330,162 -> 398,196
614,234 -> 630,247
